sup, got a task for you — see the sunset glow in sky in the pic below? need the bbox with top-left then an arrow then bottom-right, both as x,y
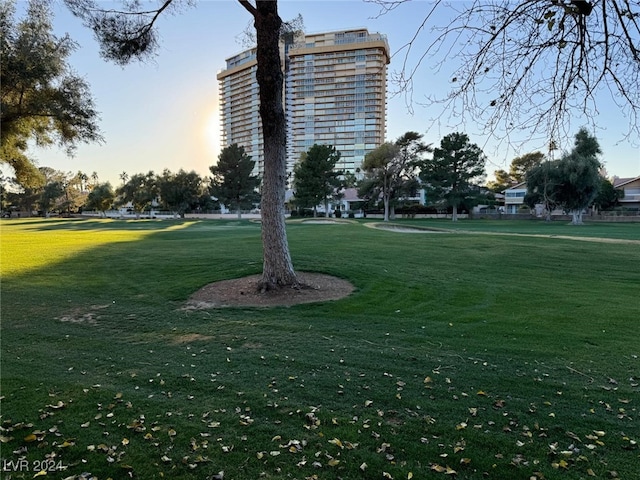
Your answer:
16,0 -> 640,185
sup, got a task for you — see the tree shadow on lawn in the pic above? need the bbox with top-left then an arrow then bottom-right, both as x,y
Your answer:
2,219 -> 640,480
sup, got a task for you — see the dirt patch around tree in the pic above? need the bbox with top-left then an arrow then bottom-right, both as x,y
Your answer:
184,272 -> 355,309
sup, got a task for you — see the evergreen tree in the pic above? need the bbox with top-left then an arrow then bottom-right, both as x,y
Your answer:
210,144 -> 261,219
0,0 -> 101,188
292,144 -> 341,217
419,132 -> 486,221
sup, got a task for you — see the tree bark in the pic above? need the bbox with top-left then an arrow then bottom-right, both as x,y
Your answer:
253,1 -> 297,290
571,210 -> 583,225
452,204 -> 458,222
383,195 -> 390,222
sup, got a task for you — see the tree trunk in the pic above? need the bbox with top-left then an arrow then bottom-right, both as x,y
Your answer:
237,207 -> 242,219
254,1 -> 297,290
324,198 -> 329,218
383,195 -> 390,222
571,210 -> 583,225
452,204 -> 458,222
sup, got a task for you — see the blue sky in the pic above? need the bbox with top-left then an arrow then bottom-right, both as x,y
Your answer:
17,0 -> 640,185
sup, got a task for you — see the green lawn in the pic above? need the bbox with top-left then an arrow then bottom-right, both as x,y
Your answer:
1,218 -> 638,479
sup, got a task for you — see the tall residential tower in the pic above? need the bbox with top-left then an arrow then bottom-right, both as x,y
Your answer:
217,28 -> 390,177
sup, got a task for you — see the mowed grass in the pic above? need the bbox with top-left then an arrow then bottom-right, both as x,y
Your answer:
1,218 -> 638,480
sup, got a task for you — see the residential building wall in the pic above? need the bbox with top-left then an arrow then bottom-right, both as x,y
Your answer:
503,182 -> 527,214
217,48 -> 263,174
613,176 -> 640,209
217,29 -> 390,178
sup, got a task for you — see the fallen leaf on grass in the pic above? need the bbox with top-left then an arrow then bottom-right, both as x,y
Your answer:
551,459 -> 568,469
328,438 -> 343,449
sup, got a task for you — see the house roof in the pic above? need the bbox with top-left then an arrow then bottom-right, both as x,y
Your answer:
613,175 -> 640,188
503,181 -> 527,192
341,188 -> 364,201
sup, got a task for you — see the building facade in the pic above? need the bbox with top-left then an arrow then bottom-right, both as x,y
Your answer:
217,48 -> 262,172
217,29 -> 390,178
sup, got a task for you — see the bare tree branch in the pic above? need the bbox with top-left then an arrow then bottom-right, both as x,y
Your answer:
237,0 -> 257,17
373,0 -> 640,149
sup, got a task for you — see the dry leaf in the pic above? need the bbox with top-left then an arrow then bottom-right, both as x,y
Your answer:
328,438 -> 343,449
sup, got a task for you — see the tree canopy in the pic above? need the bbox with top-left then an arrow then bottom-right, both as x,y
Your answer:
359,132 -> 428,222
158,169 -> 206,218
487,151 -> 545,192
419,132 -> 486,221
292,144 -> 341,217
592,177 -> 624,211
526,128 -> 602,224
85,182 -> 115,215
210,144 -> 261,219
510,152 -> 545,184
524,160 -> 561,221
0,0 -> 102,188
116,171 -> 157,217
553,128 -> 602,224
